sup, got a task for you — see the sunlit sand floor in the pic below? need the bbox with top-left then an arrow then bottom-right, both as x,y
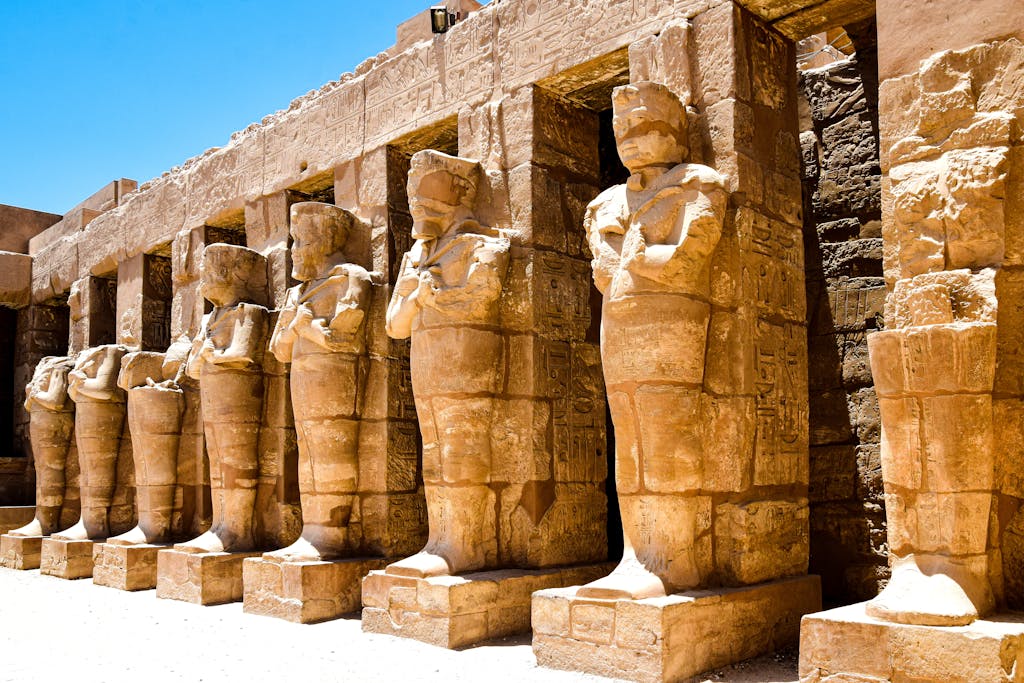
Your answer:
0,567 -> 798,683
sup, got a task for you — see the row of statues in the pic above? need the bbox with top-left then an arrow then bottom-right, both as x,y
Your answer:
6,79 -> 991,632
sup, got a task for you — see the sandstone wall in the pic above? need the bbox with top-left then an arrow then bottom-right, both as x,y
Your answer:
800,25 -> 886,603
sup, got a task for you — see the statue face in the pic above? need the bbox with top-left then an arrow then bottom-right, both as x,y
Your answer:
199,256 -> 238,307
290,220 -> 331,282
408,170 -> 470,240
614,106 -> 685,173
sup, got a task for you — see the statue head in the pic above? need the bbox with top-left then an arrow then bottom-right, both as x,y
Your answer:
612,82 -> 689,174
289,202 -> 355,282
199,244 -> 267,308
407,150 -> 480,241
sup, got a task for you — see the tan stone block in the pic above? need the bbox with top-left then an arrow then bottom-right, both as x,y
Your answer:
635,386 -> 701,493
363,564 -> 609,649
0,252 -> 31,309
877,396 -> 923,490
39,538 -> 97,580
0,534 -> 42,570
800,603 -> 1024,682
32,236 -> 79,304
534,575 -> 821,683
155,548 -> 261,605
92,542 -> 164,591
714,499 -> 809,585
242,556 -> 386,623
700,394 -> 755,492
532,588 -> 572,636
570,600 -> 617,645
920,394 -> 993,491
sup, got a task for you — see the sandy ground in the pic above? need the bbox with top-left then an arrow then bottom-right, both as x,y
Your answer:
0,567 -> 799,683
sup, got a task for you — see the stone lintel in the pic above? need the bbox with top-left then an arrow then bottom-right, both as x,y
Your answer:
155,549 -> 261,605
242,556 -> 388,624
533,575 -> 822,683
93,542 -> 168,591
40,538 -> 99,579
361,563 -> 613,649
0,534 -> 43,570
799,602 -> 1024,682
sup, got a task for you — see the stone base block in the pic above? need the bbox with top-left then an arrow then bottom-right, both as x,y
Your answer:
799,602 -> 1024,682
39,538 -> 98,579
156,549 -> 261,605
243,556 -> 388,624
533,575 -> 822,683
93,543 -> 167,591
0,534 -> 43,570
362,563 -> 613,649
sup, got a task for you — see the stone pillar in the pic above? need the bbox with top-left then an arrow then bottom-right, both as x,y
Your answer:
799,4 -> 1024,681
333,145 -> 429,559
115,252 -> 172,352
458,84 -> 610,567
242,193 -> 303,551
68,275 -> 116,355
532,7 -> 820,682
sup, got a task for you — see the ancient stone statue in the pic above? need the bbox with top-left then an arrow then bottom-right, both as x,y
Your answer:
106,337 -> 190,546
865,126 -> 1007,625
384,150 -> 510,577
8,356 -> 76,537
175,244 -> 268,554
263,202 -> 374,562
53,344 -> 129,541
578,82 -> 727,599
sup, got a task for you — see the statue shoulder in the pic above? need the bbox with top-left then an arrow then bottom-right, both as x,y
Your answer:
665,163 -> 727,193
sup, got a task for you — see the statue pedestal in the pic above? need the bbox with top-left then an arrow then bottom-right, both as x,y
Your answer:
40,538 -> 99,579
93,542 -> 167,591
156,548 -> 260,605
533,575 -> 821,683
0,534 -> 43,570
361,563 -> 612,649
800,603 -> 1024,682
243,556 -> 387,624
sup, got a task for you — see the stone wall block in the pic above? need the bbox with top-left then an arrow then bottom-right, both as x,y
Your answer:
0,252 -> 31,309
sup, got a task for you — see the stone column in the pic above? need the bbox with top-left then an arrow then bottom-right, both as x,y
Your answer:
69,275 -> 117,354
460,85 -> 610,570
115,252 -> 173,353
800,4 -> 1024,681
334,145 -> 430,559
533,7 -> 820,682
242,192 -> 303,551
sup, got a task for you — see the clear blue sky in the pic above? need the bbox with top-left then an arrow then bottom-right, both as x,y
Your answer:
0,0 -> 455,215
